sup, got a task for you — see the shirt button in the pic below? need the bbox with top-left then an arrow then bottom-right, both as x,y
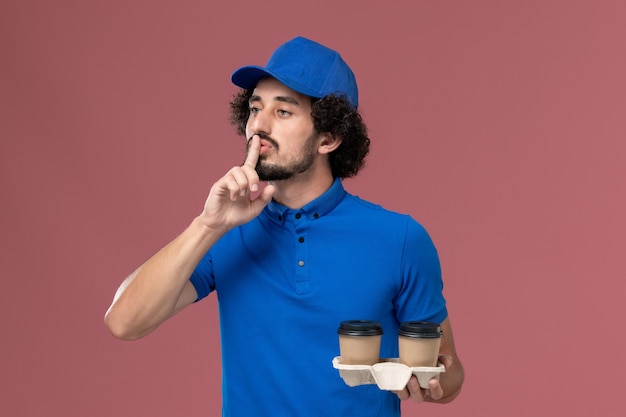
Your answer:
313,213 -> 319,219
298,237 -> 305,243
298,260 -> 305,267
295,213 -> 302,219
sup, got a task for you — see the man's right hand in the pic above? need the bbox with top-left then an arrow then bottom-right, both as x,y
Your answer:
105,137 -> 276,340
200,135 -> 275,232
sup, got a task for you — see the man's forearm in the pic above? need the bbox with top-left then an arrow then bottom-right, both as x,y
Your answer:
104,216 -> 223,339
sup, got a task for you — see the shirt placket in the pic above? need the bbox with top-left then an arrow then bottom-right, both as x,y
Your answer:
293,211 -> 310,294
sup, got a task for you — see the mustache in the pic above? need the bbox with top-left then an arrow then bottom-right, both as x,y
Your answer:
248,133 -> 279,150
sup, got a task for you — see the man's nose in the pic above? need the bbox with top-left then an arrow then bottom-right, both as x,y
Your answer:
248,109 -> 271,136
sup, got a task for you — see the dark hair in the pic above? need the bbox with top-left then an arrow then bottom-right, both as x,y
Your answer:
228,89 -> 370,179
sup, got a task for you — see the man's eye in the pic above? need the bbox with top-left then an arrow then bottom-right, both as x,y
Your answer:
278,109 -> 292,117
249,107 -> 260,114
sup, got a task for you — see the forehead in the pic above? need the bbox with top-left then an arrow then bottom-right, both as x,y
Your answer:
251,77 -> 312,106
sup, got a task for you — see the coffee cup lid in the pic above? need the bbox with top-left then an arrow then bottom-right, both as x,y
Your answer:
398,321 -> 443,338
337,320 -> 383,336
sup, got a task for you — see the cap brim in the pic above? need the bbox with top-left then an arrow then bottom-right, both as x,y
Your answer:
231,65 -> 324,99
231,66 -> 275,90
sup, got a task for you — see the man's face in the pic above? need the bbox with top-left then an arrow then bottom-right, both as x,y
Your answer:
245,78 -> 320,181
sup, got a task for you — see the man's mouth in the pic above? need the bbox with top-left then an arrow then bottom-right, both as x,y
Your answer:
248,134 -> 278,157
259,139 -> 273,154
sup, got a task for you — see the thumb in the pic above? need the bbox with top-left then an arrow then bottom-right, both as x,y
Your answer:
253,183 -> 275,207
438,354 -> 453,369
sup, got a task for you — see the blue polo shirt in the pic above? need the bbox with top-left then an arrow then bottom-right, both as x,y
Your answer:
190,178 -> 447,417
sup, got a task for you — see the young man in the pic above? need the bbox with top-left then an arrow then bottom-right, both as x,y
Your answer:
105,36 -> 464,416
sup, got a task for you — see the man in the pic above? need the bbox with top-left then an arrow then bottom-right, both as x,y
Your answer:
105,36 -> 464,416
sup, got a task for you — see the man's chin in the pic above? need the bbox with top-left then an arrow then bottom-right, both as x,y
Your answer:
256,163 -> 288,182
258,172 -> 293,182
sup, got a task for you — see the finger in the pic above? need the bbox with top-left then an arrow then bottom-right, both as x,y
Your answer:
223,163 -> 261,200
218,167 -> 249,201
427,378 -> 444,401
221,175 -> 244,201
240,163 -> 260,193
393,387 -> 410,401
406,376 -> 425,403
244,134 -> 261,169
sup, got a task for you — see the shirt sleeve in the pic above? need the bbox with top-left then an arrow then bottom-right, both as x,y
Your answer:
394,217 -> 448,324
189,252 -> 216,301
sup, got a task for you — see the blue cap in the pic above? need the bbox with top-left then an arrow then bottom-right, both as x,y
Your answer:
231,36 -> 359,107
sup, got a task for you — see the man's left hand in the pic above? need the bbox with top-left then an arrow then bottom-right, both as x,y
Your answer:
394,354 -> 452,403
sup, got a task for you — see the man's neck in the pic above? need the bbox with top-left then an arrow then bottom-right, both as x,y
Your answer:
269,171 -> 335,210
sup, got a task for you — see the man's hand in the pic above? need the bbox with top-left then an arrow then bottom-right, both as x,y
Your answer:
394,354 -> 453,403
200,135 -> 275,232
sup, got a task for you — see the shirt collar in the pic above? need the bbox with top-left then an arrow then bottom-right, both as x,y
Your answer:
265,178 -> 346,224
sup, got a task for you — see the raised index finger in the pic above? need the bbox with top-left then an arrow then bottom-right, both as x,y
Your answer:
244,135 -> 260,168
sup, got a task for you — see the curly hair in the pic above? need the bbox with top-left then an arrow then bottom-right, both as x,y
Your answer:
228,89 -> 370,179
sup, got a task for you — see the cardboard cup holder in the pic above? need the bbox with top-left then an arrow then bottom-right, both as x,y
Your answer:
332,357 -> 445,391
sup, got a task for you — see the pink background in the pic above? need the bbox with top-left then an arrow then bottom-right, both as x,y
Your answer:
2,1 -> 625,416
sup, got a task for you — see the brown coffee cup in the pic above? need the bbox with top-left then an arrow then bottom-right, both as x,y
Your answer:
337,320 -> 383,365
398,321 -> 443,367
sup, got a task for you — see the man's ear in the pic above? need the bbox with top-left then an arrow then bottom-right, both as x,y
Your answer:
318,133 -> 342,154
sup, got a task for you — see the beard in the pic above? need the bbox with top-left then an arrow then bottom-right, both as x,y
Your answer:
249,132 -> 319,181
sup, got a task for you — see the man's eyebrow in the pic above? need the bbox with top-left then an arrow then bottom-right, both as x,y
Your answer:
274,96 -> 300,106
248,95 -> 300,106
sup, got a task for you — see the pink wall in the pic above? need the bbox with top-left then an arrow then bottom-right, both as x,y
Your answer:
2,1 -> 625,416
